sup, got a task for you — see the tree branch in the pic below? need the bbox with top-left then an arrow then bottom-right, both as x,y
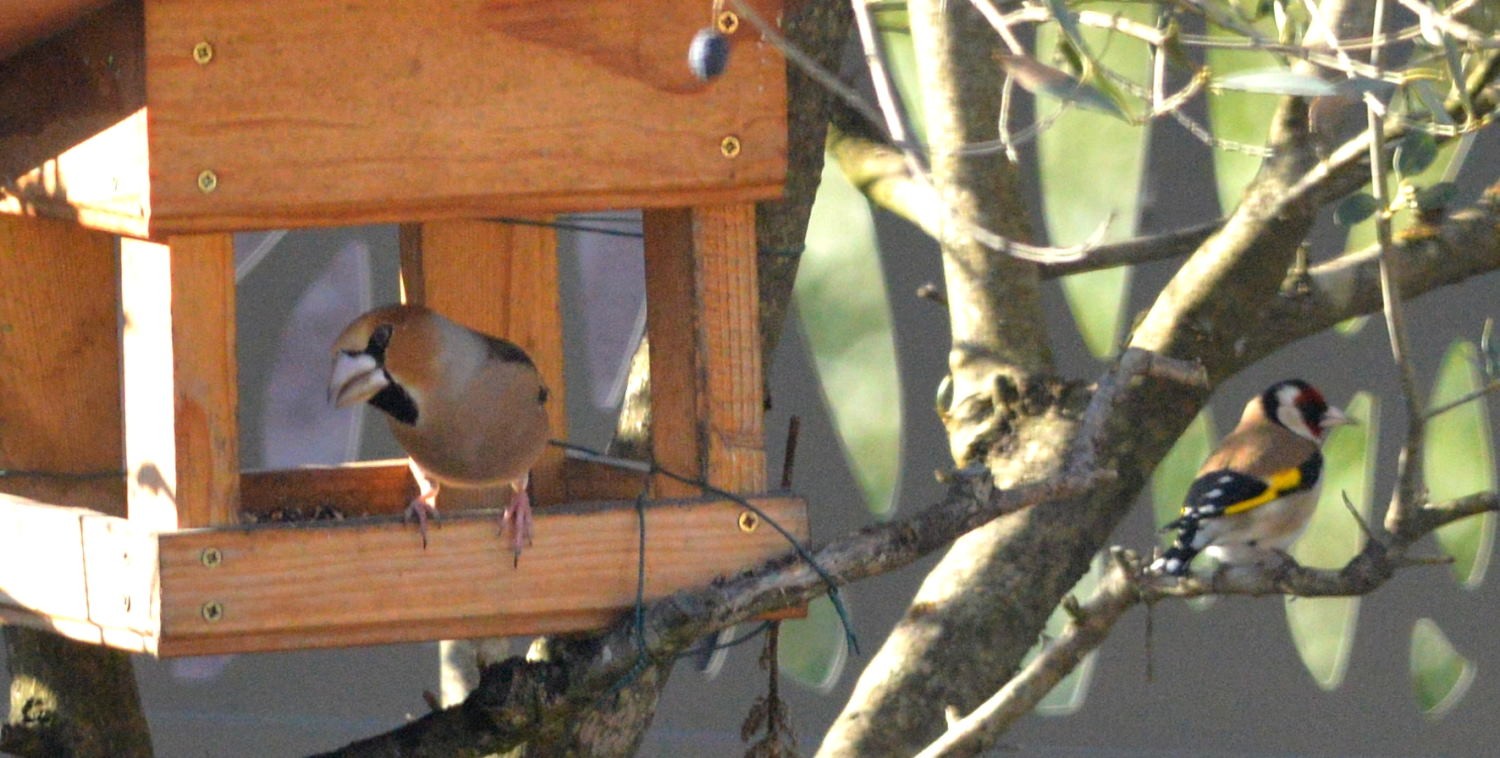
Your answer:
918,489 -> 1500,758
314,346 -> 1211,757
315,467 -> 1111,758
828,105 -> 1225,279
1247,179 -> 1500,361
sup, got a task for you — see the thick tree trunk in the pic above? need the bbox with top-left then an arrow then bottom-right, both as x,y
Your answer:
3,628 -> 153,758
816,1 -> 1364,752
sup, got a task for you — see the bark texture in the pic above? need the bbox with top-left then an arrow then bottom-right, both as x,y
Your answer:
2,628 -> 153,758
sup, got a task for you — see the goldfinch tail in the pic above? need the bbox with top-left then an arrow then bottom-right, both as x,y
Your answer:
1150,514 -> 1202,576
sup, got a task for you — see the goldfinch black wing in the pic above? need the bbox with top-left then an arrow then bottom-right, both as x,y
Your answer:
1154,453 -> 1324,575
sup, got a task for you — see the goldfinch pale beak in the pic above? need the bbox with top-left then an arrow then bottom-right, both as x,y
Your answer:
329,352 -> 388,408
1323,406 -> 1354,427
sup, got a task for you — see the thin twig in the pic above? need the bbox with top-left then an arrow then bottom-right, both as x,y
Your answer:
1423,379 -> 1500,420
1362,55 -> 1427,535
851,0 -> 928,166
1342,490 -> 1379,544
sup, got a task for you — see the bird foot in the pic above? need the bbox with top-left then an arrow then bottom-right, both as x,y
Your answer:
501,488 -> 533,567
404,491 -> 441,549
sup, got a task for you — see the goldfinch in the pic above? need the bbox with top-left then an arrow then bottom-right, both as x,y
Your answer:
329,304 -> 550,558
1152,379 -> 1352,576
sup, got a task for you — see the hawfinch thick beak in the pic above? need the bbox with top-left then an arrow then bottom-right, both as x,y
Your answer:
329,352 -> 388,408
1324,406 -> 1355,427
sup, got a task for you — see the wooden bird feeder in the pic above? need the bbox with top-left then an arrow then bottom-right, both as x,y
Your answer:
0,0 -> 806,657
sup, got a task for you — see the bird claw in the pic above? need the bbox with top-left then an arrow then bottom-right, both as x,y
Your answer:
404,493 -> 441,549
501,489 -> 534,567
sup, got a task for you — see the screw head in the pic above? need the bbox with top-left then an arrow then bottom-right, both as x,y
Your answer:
201,601 -> 224,622
737,510 -> 759,533
720,135 -> 742,159
192,41 -> 214,64
197,169 -> 219,193
200,547 -> 223,567
715,11 -> 740,34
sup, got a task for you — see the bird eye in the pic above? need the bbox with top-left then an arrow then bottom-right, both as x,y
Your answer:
366,324 -> 394,358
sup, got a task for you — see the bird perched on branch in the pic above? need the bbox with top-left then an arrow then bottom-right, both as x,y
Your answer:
329,304 -> 550,559
1151,379 -> 1352,576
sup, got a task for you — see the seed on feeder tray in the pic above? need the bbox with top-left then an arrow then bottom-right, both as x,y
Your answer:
688,27 -> 730,81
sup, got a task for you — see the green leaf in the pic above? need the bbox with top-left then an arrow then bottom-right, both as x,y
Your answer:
1439,34 -> 1475,120
1214,68 -> 1340,96
1042,0 -> 1092,61
1410,618 -> 1475,718
1411,79 -> 1456,127
778,595 -> 849,692
1036,1 -> 1152,358
1424,340 -> 1497,587
998,54 -> 1126,118
1395,132 -> 1440,176
1286,392 -> 1379,690
796,155 -> 905,519
1333,193 -> 1379,226
1026,553 -> 1106,715
1341,136 -> 1464,304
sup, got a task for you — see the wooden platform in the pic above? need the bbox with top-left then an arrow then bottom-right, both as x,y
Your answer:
0,478 -> 807,657
0,0 -> 792,656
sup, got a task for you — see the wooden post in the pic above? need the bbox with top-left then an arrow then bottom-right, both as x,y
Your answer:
0,216 -> 153,756
397,219 -> 568,504
119,234 -> 238,530
0,216 -> 123,513
642,205 -> 766,496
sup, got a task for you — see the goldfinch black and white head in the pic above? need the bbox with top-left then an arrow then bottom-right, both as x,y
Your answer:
1262,379 -> 1349,444
1150,379 -> 1353,577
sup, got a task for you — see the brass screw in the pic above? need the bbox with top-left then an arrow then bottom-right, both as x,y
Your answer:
720,135 -> 742,159
197,169 -> 219,193
737,510 -> 759,533
201,601 -> 224,622
192,41 -> 214,65
716,11 -> 740,34
200,547 -> 223,567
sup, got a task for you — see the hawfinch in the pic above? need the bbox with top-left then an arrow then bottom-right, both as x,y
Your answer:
329,304 -> 550,558
1152,379 -> 1352,576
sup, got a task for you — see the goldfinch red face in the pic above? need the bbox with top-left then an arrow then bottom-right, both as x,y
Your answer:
1264,379 -> 1352,443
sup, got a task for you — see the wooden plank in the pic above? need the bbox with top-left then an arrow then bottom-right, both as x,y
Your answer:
0,216 -> 125,514
561,457 -> 651,504
155,495 -> 807,656
642,209 -> 702,498
0,0 -> 150,238
642,205 -> 766,496
0,494 -> 157,654
139,0 -> 785,233
399,219 -> 568,505
0,0 -> 115,61
120,234 -> 238,530
240,460 -> 416,519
